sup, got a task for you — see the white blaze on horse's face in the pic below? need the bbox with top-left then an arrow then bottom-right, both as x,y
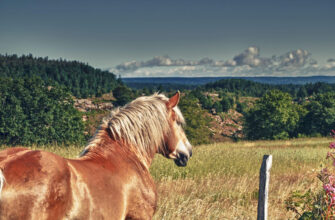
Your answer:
170,121 -> 192,167
165,92 -> 193,167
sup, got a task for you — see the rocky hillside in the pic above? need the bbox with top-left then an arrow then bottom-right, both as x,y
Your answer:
73,93 -> 115,136
74,99 -> 113,112
207,109 -> 244,142
74,93 -> 115,112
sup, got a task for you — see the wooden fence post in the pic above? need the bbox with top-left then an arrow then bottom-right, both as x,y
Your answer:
257,155 -> 273,220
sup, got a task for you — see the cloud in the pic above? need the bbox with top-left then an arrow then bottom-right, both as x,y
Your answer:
198,57 -> 215,65
276,49 -> 310,69
115,55 -> 197,71
115,60 -> 141,71
112,47 -> 335,77
324,58 -> 335,70
144,55 -> 197,67
233,46 -> 261,67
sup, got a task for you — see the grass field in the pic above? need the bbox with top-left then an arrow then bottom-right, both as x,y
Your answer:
1,137 -> 332,219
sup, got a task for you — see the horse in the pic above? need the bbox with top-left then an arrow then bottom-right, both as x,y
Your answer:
0,91 -> 192,220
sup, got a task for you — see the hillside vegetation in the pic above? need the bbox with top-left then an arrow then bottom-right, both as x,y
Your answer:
2,53 -> 335,146
0,54 -> 122,98
187,86 -> 335,141
0,77 -> 85,145
2,137 -> 330,219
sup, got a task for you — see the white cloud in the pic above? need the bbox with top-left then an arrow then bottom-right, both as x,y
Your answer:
115,55 -> 197,72
325,58 -> 335,70
277,49 -> 310,68
111,47 -> 335,77
233,46 -> 262,67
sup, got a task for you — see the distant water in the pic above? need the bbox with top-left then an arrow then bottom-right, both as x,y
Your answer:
122,76 -> 335,86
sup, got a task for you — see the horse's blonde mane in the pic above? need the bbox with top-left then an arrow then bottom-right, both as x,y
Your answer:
81,93 -> 185,167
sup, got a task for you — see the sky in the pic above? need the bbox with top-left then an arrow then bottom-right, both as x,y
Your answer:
1,0 -> 335,77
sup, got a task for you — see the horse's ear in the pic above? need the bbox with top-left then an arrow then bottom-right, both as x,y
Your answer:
167,91 -> 180,109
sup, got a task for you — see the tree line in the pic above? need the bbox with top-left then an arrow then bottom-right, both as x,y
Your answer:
0,54 -> 122,98
244,90 -> 335,140
204,78 -> 335,99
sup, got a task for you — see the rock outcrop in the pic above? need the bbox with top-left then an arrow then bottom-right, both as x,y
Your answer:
74,99 -> 114,112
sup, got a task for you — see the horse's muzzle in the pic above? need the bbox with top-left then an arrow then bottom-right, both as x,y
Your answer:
174,152 -> 189,167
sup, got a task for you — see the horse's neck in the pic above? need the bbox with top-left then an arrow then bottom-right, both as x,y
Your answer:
83,128 -> 155,170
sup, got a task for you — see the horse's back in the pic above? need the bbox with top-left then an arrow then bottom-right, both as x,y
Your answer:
0,147 -> 157,220
0,148 -> 128,220
0,148 -> 72,220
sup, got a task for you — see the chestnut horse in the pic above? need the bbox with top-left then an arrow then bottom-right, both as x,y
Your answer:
0,92 -> 192,220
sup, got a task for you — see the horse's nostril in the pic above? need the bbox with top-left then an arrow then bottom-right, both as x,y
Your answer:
174,152 -> 189,167
179,153 -> 186,161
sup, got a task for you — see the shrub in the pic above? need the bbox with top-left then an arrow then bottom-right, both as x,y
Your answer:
213,101 -> 223,113
286,130 -> 335,219
112,85 -> 134,106
300,92 -> 335,136
236,101 -> 248,114
285,189 -> 326,219
244,90 -> 300,140
0,77 -> 85,145
220,96 -> 233,112
178,95 -> 212,145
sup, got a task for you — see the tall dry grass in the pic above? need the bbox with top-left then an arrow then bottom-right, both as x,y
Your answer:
151,137 -> 331,219
0,137 -> 331,219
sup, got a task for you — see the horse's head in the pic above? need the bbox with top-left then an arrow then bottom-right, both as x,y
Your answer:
161,91 -> 192,167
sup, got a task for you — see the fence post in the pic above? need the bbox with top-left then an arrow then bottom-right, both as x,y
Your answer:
257,155 -> 273,220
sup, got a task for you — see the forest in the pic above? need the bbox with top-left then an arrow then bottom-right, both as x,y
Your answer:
0,54 -> 122,98
1,54 -> 335,146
